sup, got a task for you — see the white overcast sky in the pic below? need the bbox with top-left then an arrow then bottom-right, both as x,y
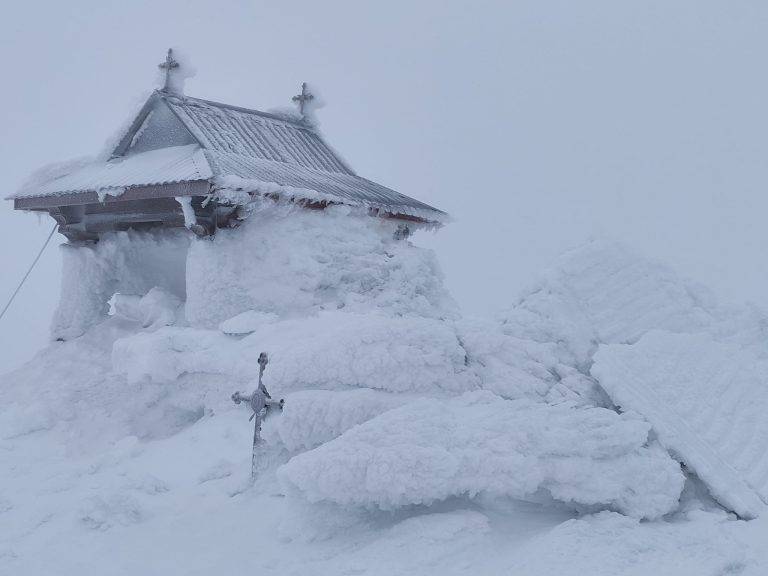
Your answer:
2,0 -> 768,371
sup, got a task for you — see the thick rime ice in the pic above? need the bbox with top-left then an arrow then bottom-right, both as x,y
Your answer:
262,389 -> 412,452
156,47 -> 196,96
218,310 -> 279,335
52,231 -> 189,340
279,391 -> 684,519
456,317 -> 605,405
498,240 -> 735,367
185,203 -> 457,327
12,156 -> 95,198
113,311 -> 474,394
109,287 -> 182,330
175,196 -> 197,228
9,224 -> 768,573
594,332 -> 768,519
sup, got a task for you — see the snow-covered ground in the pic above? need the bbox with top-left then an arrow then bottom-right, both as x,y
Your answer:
3,206 -> 768,574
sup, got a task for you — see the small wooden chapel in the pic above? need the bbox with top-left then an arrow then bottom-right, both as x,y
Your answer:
10,50 -> 446,241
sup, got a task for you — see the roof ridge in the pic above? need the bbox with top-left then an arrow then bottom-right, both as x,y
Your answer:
159,91 -> 313,130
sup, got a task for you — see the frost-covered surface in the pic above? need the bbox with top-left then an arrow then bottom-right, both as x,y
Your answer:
6,231 -> 768,573
156,46 -> 197,96
499,240 -> 758,367
109,287 -> 182,329
175,195 -> 197,228
11,155 -> 96,199
279,391 -> 684,519
10,144 -> 211,199
12,85 -> 445,227
113,311 -> 473,393
186,203 -> 457,327
52,230 -> 188,340
218,309 -> 278,335
262,389 -> 412,452
594,331 -> 768,519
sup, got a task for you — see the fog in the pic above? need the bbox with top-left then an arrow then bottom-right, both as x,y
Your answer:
2,0 -> 767,372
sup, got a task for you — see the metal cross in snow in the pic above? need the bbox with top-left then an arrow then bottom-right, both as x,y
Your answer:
158,48 -> 180,92
231,352 -> 284,480
292,82 -> 314,115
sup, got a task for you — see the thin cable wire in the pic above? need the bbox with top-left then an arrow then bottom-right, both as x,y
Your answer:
0,223 -> 58,322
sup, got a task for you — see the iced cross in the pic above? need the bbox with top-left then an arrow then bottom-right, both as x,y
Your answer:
158,48 -> 180,92
231,352 -> 284,480
292,82 -> 314,115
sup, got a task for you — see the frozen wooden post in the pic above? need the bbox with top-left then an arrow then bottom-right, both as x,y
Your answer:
232,352 -> 284,479
291,82 -> 314,116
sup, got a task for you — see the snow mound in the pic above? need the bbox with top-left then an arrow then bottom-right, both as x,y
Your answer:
113,310 -> 475,394
457,317 -> 604,405
109,287 -> 181,329
325,510 -> 492,576
499,240 -> 733,367
218,310 -> 278,335
279,391 -> 684,519
505,510 -> 763,576
593,331 -> 768,519
262,389 -> 411,452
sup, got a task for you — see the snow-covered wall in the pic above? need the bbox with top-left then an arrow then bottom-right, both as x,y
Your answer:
52,231 -> 189,340
185,202 -> 456,327
51,203 -> 454,341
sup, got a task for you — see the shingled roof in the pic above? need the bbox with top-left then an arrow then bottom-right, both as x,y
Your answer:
12,90 -> 446,225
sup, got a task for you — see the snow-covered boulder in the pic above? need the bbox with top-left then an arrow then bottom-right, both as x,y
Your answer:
279,391 -> 684,519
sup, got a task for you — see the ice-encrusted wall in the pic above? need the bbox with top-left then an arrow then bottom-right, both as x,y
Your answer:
52,230 -> 189,340
184,202 -> 457,327
51,202 -> 454,339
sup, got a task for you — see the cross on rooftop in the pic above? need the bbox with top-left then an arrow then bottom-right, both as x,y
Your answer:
292,82 -> 314,115
158,48 -> 180,92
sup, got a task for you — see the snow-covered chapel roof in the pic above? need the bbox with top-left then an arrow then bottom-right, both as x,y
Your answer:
12,89 -> 447,225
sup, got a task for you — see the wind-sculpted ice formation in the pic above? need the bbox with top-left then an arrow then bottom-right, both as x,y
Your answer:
7,230 -> 768,574
278,391 -> 684,519
498,240 -> 746,367
262,389 -> 412,452
52,230 -> 189,340
594,331 -> 768,519
113,310 -> 476,394
185,203 -> 458,327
